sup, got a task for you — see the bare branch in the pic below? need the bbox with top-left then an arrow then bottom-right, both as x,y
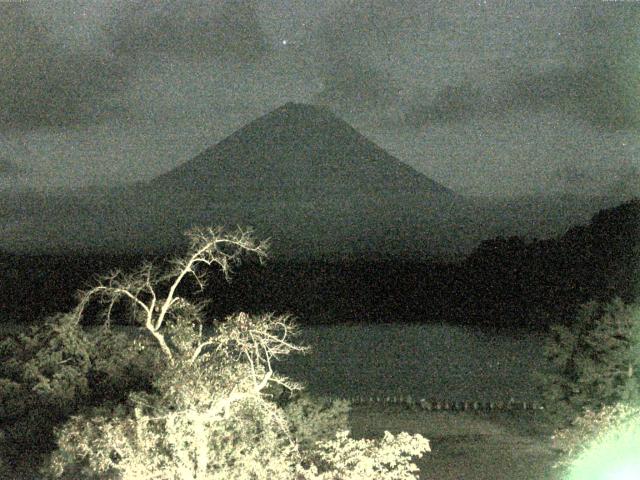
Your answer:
189,337 -> 217,365
151,227 -> 266,333
69,228 -> 272,372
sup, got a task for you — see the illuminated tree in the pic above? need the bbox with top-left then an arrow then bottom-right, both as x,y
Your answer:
36,226 -> 430,480
551,402 -> 640,478
538,298 -> 640,428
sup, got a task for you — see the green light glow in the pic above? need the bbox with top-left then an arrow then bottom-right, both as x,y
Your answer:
565,413 -> 640,480
603,464 -> 640,480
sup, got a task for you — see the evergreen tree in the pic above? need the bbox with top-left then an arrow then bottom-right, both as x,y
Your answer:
538,297 -> 640,427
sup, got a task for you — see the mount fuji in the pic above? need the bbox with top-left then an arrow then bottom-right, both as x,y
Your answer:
0,102 -> 617,259
153,102 -> 457,202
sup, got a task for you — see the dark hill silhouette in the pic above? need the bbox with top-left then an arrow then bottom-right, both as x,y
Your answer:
152,102 -> 457,201
0,102 -> 476,258
2,198 -> 637,330
0,102 -> 631,259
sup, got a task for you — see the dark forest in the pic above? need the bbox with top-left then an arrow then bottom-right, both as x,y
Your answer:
3,198 -> 637,334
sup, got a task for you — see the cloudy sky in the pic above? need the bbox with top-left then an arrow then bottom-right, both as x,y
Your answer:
0,0 -> 638,197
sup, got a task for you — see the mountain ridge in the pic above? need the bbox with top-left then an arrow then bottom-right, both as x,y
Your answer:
0,102 -> 629,259
152,101 -> 458,202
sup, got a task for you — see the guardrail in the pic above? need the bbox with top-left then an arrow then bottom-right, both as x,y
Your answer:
320,395 -> 545,412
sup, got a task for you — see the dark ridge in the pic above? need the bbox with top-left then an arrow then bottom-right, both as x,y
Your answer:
152,101 -> 457,201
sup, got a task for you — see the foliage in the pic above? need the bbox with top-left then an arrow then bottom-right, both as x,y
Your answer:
0,312 -> 163,475
0,313 -> 162,409
0,313 -> 92,412
296,430 -> 430,480
551,402 -> 640,470
33,226 -> 431,480
44,360 -> 304,480
279,391 -> 351,455
43,357 -> 429,480
537,297 -> 640,427
552,402 -> 640,479
0,315 -> 98,468
0,454 -> 13,480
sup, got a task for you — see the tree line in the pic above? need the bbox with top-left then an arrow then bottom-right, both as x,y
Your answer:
1,198 -> 638,331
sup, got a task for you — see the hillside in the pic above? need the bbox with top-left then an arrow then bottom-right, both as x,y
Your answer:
0,103 -> 630,259
0,103 -> 474,258
152,102 -> 458,201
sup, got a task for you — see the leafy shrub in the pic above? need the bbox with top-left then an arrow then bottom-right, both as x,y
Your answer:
42,323 -> 430,480
0,310 -> 163,475
0,455 -> 12,479
552,402 -> 640,479
551,402 -> 640,470
44,358 -> 303,479
0,312 -> 160,413
297,430 -> 430,480
0,315 -> 93,472
0,377 -> 29,420
86,325 -> 163,404
537,297 -> 640,427
280,391 -> 351,455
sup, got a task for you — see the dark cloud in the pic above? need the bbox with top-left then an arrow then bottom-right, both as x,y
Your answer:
556,162 -> 640,198
404,79 -> 486,126
404,68 -> 589,127
0,4 -> 128,131
313,58 -> 400,113
0,136 -> 28,176
405,4 -> 640,131
309,0 -> 413,113
107,0 -> 270,63
0,1 -> 270,132
575,3 -> 640,131
0,158 -> 22,176
406,66 -> 640,133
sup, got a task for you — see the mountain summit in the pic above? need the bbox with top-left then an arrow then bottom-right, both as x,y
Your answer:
0,103 -> 486,258
153,102 -> 456,201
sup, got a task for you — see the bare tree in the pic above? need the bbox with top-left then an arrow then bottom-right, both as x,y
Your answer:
39,226 -> 431,480
70,226 -> 307,379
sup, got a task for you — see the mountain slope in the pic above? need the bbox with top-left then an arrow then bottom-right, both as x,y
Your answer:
152,102 -> 458,202
0,103 -> 625,259
118,102 -> 470,258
